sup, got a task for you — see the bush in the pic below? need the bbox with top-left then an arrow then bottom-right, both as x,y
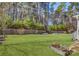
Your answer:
9,19 -> 27,29
57,24 -> 66,31
35,23 -> 44,30
49,24 -> 66,31
0,15 -> 13,28
2,16 -> 67,31
23,17 -> 37,29
49,25 -> 58,31
2,16 -> 45,30
23,17 -> 44,30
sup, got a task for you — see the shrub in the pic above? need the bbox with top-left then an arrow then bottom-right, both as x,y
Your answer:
0,15 -> 13,28
57,24 -> 66,31
23,17 -> 44,30
49,24 -> 66,31
35,23 -> 44,30
23,17 -> 37,29
9,19 -> 26,29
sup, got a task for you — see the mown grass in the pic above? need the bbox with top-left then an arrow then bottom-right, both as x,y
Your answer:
0,34 -> 78,56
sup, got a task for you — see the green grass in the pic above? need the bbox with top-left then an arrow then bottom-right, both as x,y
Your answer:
0,34 -> 78,56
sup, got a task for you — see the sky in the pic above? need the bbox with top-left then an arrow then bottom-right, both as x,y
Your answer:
48,2 -> 71,25
49,2 -> 71,12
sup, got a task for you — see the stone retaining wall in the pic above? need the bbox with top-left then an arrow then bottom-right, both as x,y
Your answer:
3,29 -> 66,35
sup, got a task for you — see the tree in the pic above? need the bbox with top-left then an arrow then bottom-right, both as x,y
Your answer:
0,3 -> 12,43
0,3 -> 10,34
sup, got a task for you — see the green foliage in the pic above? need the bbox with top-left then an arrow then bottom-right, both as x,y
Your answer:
23,17 -> 44,30
49,24 -> 66,31
10,19 -> 26,29
8,17 -> 33,29
55,2 -> 66,13
0,15 -> 12,28
23,17 -> 36,29
5,16 -> 13,28
0,15 -> 67,31
35,23 -> 44,30
7,17 -> 44,30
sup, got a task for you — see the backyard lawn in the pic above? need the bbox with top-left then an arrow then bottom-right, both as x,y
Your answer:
0,34 -> 78,56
